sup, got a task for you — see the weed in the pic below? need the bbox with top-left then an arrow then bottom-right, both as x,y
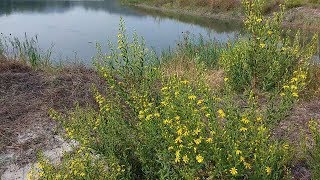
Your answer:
220,0 -> 318,92
0,33 -> 52,68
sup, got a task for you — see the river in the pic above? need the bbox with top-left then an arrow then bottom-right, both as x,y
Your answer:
0,0 -> 241,63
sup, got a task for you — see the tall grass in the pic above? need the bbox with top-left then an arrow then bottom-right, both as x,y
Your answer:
160,34 -> 227,69
0,33 -> 52,68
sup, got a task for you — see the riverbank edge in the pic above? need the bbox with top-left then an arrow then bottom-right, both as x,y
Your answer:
130,3 -> 320,32
1,52 -> 320,179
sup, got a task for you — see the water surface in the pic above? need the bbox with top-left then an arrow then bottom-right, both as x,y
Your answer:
0,0 -> 241,63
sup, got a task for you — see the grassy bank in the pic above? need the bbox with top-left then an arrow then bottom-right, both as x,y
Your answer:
122,0 -> 320,31
1,0 -> 320,179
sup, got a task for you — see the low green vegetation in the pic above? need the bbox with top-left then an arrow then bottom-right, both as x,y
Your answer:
7,0 -> 317,179
221,2 -> 317,92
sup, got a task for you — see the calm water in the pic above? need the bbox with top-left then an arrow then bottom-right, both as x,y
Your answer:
0,0 -> 241,63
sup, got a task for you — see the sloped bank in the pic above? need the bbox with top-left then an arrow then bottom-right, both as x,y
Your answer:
129,3 -> 320,31
0,59 -> 104,179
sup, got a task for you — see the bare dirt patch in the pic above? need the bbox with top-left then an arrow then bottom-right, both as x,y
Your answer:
283,6 -> 320,31
274,99 -> 320,180
0,59 -> 104,178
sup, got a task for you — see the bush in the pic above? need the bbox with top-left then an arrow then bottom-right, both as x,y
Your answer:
220,0 -> 317,92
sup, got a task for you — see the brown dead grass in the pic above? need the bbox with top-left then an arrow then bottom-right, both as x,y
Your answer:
161,58 -> 224,89
273,98 -> 320,179
0,58 -> 105,175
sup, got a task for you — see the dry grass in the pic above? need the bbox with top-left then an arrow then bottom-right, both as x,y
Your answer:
139,0 -> 242,11
300,64 -> 320,99
161,57 -> 224,89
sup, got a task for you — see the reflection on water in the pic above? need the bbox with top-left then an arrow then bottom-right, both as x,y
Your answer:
0,0 -> 241,63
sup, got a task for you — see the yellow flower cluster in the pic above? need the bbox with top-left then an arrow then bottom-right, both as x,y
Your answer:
281,70 -> 307,98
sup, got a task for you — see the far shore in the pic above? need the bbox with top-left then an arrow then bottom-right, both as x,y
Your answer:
130,3 -> 320,32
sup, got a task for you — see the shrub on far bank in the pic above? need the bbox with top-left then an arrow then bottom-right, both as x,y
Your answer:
220,0 -> 317,92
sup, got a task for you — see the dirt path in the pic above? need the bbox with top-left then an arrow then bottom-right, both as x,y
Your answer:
0,59 -> 102,179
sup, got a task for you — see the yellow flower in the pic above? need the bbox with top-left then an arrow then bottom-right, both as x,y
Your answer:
188,95 -> 197,100
174,91 -> 180,96
37,163 -> 43,170
244,162 -> 252,169
230,167 -> 238,176
175,116 -> 180,120
240,156 -> 245,162
184,130 -> 189,136
175,151 -> 180,163
163,119 -> 172,125
266,166 -> 272,175
154,113 -> 160,117
196,154 -> 204,163
260,43 -> 266,48
197,99 -> 204,105
80,172 -> 85,177
181,80 -> 189,84
267,30 -> 273,35
291,77 -> 298,82
292,92 -> 299,97
200,106 -> 208,111
291,85 -> 298,90
182,155 -> 189,163
206,138 -> 213,143
256,117 -> 262,122
224,77 -> 229,82
241,117 -> 250,124
145,114 -> 153,121
300,74 -> 306,79
161,86 -> 168,91
280,92 -> 286,96
257,18 -> 263,23
168,146 -> 174,151
161,101 -> 168,106
283,85 -> 290,89
194,138 -> 202,145
177,129 -> 183,135
240,127 -> 248,132
175,136 -> 182,144
194,128 -> 201,135
218,109 -> 226,118
236,150 -> 242,155
205,113 -> 211,117
39,171 -> 44,177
